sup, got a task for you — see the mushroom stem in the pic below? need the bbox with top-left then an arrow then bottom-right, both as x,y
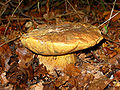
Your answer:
38,53 -> 76,72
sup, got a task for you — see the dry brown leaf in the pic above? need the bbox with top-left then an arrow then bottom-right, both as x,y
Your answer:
0,44 -> 12,71
0,72 -> 9,85
0,26 -> 5,35
115,48 -> 120,54
55,75 -> 69,87
64,64 -> 81,77
88,76 -> 112,90
29,81 -> 43,90
6,63 -> 34,89
43,83 -> 55,90
114,70 -> 120,80
16,47 -> 33,68
109,51 -> 117,58
34,64 -> 48,78
108,54 -> 120,65
6,65 -> 28,88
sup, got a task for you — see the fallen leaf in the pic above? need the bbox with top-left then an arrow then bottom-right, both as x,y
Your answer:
64,64 -> 81,77
16,47 -> 33,68
55,74 -> 69,87
0,44 -> 12,71
114,70 -> 120,80
29,81 -> 44,90
88,76 -> 112,90
109,51 -> 117,58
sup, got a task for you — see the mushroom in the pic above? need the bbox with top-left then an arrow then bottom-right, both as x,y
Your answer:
20,22 -> 103,72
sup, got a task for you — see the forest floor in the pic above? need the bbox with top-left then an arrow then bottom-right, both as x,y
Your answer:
0,0 -> 120,90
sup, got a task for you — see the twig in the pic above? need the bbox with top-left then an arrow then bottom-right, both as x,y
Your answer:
87,0 -> 90,5
1,11 -> 83,24
9,1 -> 30,18
1,17 -> 32,21
47,11 -> 84,20
0,4 -> 9,17
0,2 -> 5,6
1,11 -> 82,21
90,50 -> 101,62
103,34 -> 120,45
65,0 -> 68,12
66,0 -> 82,19
0,0 -> 11,17
98,11 -> 120,28
4,0 -> 23,35
46,0 -> 49,15
0,36 -> 21,47
4,0 -> 11,5
37,1 -> 40,14
106,0 -> 116,28
100,0 -> 106,11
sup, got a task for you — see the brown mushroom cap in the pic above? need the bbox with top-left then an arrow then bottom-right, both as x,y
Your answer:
20,22 -> 103,55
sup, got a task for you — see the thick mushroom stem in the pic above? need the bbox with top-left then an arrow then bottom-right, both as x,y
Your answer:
38,53 -> 76,72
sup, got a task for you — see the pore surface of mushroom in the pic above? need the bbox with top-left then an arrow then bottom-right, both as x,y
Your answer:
20,22 -> 103,72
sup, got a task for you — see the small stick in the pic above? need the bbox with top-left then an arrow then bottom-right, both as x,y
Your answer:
106,0 -> 116,28
0,36 -> 20,47
65,0 -> 68,12
4,0 -> 23,35
98,11 -> 120,28
66,0 -> 82,19
90,50 -> 101,62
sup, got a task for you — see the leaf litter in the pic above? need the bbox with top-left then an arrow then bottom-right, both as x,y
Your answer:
0,0 -> 120,89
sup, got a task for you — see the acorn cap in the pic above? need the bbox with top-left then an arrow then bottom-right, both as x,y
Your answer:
20,22 -> 103,55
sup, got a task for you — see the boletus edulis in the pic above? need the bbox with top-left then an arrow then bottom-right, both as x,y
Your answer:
20,22 -> 103,72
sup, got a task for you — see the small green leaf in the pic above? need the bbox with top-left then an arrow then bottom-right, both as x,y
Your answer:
104,26 -> 108,34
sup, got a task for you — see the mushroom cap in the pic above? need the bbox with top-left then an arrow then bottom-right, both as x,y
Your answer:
20,22 -> 103,55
